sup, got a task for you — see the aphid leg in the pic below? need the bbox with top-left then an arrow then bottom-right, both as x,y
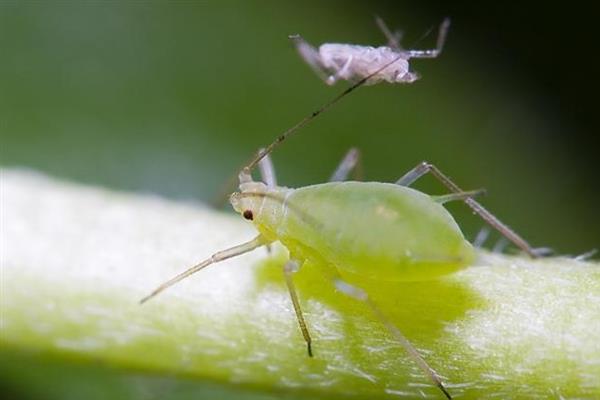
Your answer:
283,259 -> 314,357
258,148 -> 277,188
333,278 -> 452,400
433,188 -> 486,204
402,18 -> 450,59
326,55 -> 354,85
329,147 -> 363,182
575,249 -> 598,261
288,35 -> 332,84
472,227 -> 491,248
532,247 -> 554,257
374,16 -> 403,50
140,235 -> 267,304
257,148 -> 277,254
492,237 -> 509,254
395,161 -> 537,257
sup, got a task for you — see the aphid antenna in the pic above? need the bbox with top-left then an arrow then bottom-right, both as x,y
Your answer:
238,43 -> 436,184
139,235 -> 265,304
140,192 -> 321,305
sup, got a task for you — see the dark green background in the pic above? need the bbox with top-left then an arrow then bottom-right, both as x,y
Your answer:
2,1 -> 598,254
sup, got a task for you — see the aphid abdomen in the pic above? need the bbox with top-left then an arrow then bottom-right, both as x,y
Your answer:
319,44 -> 411,84
278,181 -> 475,281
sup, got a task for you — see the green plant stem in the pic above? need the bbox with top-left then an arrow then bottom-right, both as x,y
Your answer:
1,168 -> 599,399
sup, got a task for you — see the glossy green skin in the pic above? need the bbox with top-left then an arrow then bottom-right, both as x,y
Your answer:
252,181 -> 475,281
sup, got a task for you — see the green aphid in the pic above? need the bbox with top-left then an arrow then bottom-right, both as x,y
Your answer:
141,50 -> 539,399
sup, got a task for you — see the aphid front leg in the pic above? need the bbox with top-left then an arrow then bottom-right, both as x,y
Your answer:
258,148 -> 277,188
283,259 -> 313,357
332,277 -> 452,399
329,147 -> 363,182
257,149 -> 278,253
396,161 -> 537,257
288,35 -> 332,84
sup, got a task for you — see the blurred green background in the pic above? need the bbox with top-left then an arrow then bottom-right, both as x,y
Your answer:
2,1 -> 599,399
1,1 -> 598,253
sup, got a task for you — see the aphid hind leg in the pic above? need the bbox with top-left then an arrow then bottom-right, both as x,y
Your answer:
140,235 -> 267,304
332,277 -> 452,399
396,161 -> 537,257
283,260 -> 313,357
329,148 -> 363,182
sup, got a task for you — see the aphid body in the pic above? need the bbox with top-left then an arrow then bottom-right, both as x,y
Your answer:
150,161 -> 488,399
314,44 -> 417,84
231,180 -> 475,282
290,17 -> 450,85
144,152 -> 524,400
142,21 -> 539,397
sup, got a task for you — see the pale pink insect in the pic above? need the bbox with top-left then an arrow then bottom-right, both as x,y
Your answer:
290,17 -> 450,85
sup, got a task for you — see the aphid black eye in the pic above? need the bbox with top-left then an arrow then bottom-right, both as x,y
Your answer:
243,210 -> 254,220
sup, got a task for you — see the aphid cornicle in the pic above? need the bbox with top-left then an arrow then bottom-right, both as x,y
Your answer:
141,20 -> 540,400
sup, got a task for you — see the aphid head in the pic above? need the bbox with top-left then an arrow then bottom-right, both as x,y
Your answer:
230,182 -> 293,243
394,70 -> 419,83
229,181 -> 269,221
